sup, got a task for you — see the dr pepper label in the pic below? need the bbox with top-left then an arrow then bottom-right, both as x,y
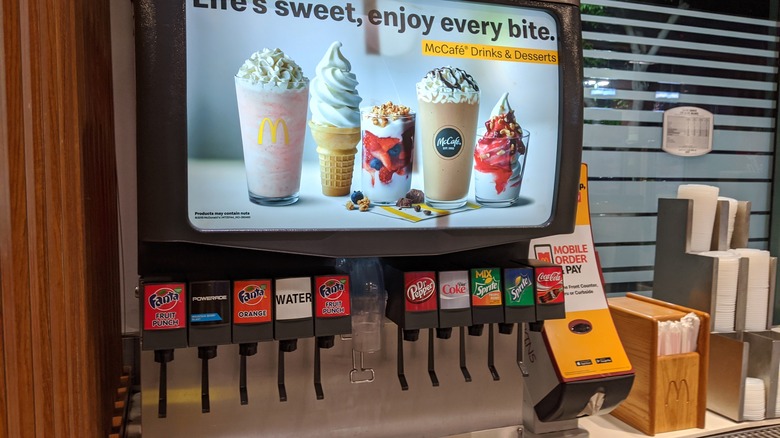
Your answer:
404,272 -> 438,312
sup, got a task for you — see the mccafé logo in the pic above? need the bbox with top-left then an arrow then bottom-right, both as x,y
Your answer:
257,118 -> 289,145
434,127 -> 463,158
407,277 -> 435,303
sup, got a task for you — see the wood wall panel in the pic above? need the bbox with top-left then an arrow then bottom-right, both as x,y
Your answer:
0,0 -> 121,436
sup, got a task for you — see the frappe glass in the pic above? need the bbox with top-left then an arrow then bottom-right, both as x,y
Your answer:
474,129 -> 530,207
235,77 -> 309,206
416,69 -> 480,210
360,104 -> 415,205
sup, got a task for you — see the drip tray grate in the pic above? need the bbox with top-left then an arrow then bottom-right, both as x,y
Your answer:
707,425 -> 780,437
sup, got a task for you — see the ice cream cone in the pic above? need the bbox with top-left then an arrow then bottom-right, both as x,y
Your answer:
309,121 -> 360,196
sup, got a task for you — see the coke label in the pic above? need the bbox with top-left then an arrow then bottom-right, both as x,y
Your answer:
404,272 -> 438,312
536,266 -> 564,305
438,271 -> 470,310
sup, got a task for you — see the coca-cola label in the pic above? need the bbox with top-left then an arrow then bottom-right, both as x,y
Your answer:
536,267 -> 565,305
233,280 -> 272,325
504,268 -> 535,308
434,127 -> 464,159
143,283 -> 186,331
471,268 -> 502,307
315,275 -> 350,318
404,272 -> 437,312
438,271 -> 470,310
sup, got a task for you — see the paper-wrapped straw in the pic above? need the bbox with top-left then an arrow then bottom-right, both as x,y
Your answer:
678,184 -> 720,252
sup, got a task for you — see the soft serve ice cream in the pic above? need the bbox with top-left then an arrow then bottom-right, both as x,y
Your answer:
235,48 -> 309,205
473,92 -> 528,207
416,66 -> 480,209
308,42 -> 363,196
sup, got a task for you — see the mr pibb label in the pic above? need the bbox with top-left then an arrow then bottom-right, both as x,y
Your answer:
144,283 -> 186,330
404,272 -> 437,312
315,275 -> 350,318
470,268 -> 502,307
233,280 -> 272,324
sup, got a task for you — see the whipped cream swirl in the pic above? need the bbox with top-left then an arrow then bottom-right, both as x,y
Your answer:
236,48 -> 307,89
416,66 -> 479,104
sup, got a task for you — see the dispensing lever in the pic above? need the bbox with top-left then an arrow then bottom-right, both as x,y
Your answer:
397,326 -> 408,391
488,324 -> 500,381
153,349 -> 174,418
516,323 -> 529,377
314,342 -> 324,400
277,344 -> 287,402
349,350 -> 375,384
427,328 -> 439,387
197,346 -> 217,413
459,327 -> 472,382
238,343 -> 257,405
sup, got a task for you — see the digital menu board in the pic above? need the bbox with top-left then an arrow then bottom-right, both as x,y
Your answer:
185,0 -> 563,231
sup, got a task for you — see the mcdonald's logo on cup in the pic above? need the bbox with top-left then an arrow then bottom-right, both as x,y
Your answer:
257,118 -> 289,145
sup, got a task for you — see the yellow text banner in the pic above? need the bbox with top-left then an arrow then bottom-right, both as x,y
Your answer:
422,40 -> 558,65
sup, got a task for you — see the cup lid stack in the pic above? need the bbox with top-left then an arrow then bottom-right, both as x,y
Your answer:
743,377 -> 766,421
701,251 -> 739,332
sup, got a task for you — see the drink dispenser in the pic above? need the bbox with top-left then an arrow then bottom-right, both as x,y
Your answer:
437,270 -> 473,382
188,280 -> 231,413
273,277 -> 314,401
232,279 -> 273,405
141,281 -> 188,418
470,267 -> 504,380
339,258 -> 387,384
313,274 -> 351,398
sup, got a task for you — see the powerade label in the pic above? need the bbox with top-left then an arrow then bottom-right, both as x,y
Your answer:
190,281 -> 230,326
233,280 -> 272,325
144,283 -> 186,331
315,275 -> 350,318
404,271 -> 438,312
434,127 -> 463,158
438,271 -> 470,310
504,268 -> 535,308
275,277 -> 313,321
536,266 -> 564,305
470,268 -> 502,307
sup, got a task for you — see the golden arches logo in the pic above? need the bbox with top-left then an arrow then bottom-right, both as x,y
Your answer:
257,118 -> 289,145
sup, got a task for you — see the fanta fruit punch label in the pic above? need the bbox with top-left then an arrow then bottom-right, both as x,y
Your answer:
144,283 -> 186,331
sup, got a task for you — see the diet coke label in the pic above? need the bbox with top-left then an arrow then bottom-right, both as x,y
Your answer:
438,271 -> 470,310
536,266 -> 564,305
404,272 -> 438,313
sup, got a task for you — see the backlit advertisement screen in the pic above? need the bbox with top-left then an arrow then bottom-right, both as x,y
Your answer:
186,0 -> 561,231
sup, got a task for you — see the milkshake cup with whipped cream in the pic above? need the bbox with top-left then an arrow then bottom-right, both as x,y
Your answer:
416,66 -> 480,210
360,102 -> 415,204
235,48 -> 309,206
308,41 -> 362,196
474,93 -> 529,207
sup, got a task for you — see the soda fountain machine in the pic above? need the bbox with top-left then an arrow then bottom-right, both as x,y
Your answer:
134,0 -> 634,435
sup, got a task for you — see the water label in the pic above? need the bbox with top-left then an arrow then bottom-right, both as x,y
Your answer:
404,271 -> 438,312
275,277 -> 313,320
470,268 -> 502,307
504,268 -> 535,307
434,126 -> 463,158
536,266 -> 564,305
315,275 -> 350,318
144,283 -> 186,331
233,280 -> 272,325
438,271 -> 470,310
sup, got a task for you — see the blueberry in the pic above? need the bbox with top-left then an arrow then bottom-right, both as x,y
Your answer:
370,158 -> 383,170
388,144 -> 401,157
350,191 -> 364,203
